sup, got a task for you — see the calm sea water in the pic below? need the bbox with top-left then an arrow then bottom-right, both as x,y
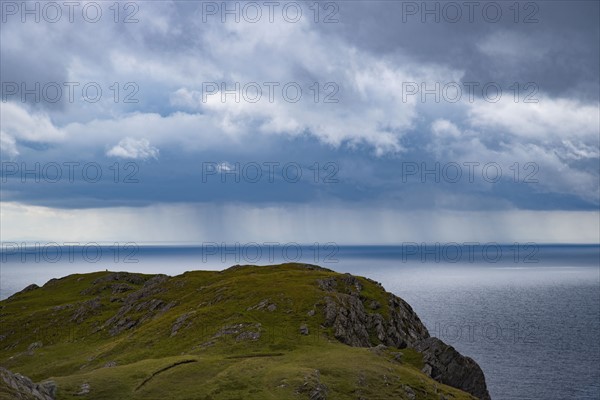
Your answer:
1,244 -> 598,399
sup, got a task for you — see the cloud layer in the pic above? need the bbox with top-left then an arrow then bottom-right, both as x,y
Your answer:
1,1 -> 598,243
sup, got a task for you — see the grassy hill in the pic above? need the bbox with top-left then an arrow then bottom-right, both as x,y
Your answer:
0,263 -> 489,399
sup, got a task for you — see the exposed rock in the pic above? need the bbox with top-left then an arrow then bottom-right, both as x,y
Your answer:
299,324 -> 309,335
0,367 -> 55,399
368,300 -> 381,310
323,295 -> 371,347
317,273 -> 489,399
340,274 -> 363,295
298,264 -> 332,271
51,304 -> 73,312
76,382 -> 90,395
414,337 -> 491,400
92,272 -> 146,286
103,276 -> 174,336
247,298 -> 269,311
71,297 -> 102,323
80,273 -> 148,296
111,283 -> 134,294
321,292 -> 429,349
247,299 -> 277,312
103,361 -> 117,368
307,309 -> 316,317
369,344 -> 387,355
296,369 -> 328,400
27,342 -> 43,352
143,275 -> 169,288
403,384 -> 416,400
236,331 -> 261,341
39,382 -> 56,399
213,323 -> 262,342
108,318 -> 137,335
171,312 -> 194,337
316,277 -> 337,292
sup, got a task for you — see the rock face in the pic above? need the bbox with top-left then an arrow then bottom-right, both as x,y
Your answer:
414,337 -> 491,400
102,275 -> 175,336
318,273 -> 490,399
319,274 -> 429,348
0,367 -> 56,400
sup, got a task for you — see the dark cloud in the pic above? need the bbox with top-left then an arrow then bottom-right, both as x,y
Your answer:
1,0 -> 598,216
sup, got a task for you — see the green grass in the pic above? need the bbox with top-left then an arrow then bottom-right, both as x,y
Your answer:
0,264 -> 475,399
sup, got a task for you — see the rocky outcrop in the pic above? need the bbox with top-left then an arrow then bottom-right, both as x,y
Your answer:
170,312 -> 195,337
92,272 -> 146,286
296,369 -> 328,400
71,297 -> 102,323
318,274 -> 490,399
81,272 -> 147,296
0,367 -> 56,400
414,337 -> 491,400
102,274 -> 174,336
246,298 -> 277,312
319,275 -> 429,348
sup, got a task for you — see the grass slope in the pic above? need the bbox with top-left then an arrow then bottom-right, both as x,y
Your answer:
0,263 -> 475,399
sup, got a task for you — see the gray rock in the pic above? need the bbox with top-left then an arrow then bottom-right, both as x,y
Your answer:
27,341 -> 43,352
236,331 -> 261,341
103,276 -> 174,336
299,324 -> 309,335
414,337 -> 491,400
51,304 -> 73,312
71,297 -> 102,323
213,323 -> 262,342
76,382 -> 90,396
111,283 -> 134,294
171,312 -> 194,337
321,292 -> 429,348
40,381 -> 57,398
316,277 -> 337,292
297,369 -> 328,400
369,300 -> 381,310
247,299 -> 277,312
247,299 -> 269,311
369,344 -> 387,355
0,367 -> 56,399
341,274 -> 363,295
92,272 -> 146,286
403,385 -> 416,400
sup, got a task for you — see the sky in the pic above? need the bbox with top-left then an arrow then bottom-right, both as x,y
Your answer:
1,0 -> 599,244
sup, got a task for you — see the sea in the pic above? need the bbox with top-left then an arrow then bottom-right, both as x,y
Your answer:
1,243 -> 598,400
